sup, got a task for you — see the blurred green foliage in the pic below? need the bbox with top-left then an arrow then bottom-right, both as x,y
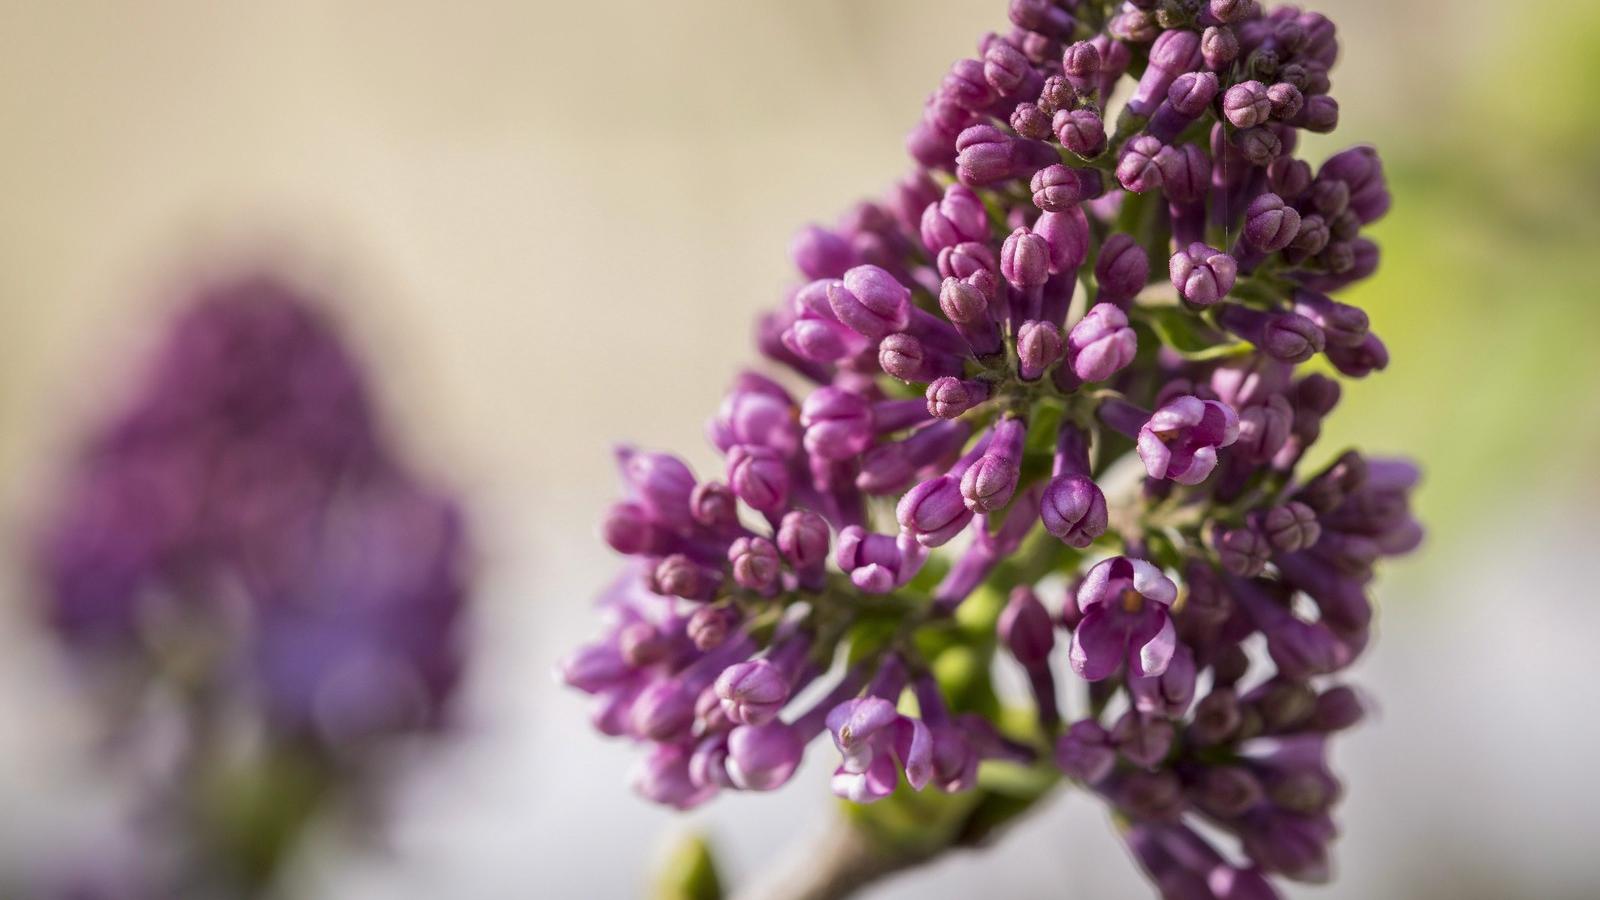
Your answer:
653,832 -> 725,900
1316,3 -> 1600,548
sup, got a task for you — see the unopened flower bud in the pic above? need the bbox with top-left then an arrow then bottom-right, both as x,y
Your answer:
729,536 -> 783,593
687,605 -> 739,651
1116,136 -> 1166,193
1030,164 -> 1104,212
1223,80 -> 1272,128
925,376 -> 990,418
1169,243 -> 1237,306
999,585 -> 1056,667
1016,320 -> 1064,381
1055,107 -> 1107,158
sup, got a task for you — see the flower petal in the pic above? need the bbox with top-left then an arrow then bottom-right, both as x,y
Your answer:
1069,608 -> 1126,681
1131,612 -> 1177,678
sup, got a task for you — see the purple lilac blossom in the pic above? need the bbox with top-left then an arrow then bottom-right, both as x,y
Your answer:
35,274 -> 473,893
562,3 -> 1419,896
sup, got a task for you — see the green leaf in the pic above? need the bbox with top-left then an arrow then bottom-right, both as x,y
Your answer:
1133,306 -> 1251,360
652,832 -> 724,900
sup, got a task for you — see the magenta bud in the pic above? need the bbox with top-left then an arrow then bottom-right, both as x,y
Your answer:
1202,25 -> 1240,70
955,124 -> 1016,185
1010,102 -> 1053,141
715,659 -> 791,727
632,741 -> 714,809
1111,711 -> 1176,769
1194,765 -> 1264,819
1262,313 -> 1326,363
782,316 -> 870,363
1016,320 -> 1064,381
1168,71 -> 1219,117
1268,82 -> 1305,120
1054,107 -> 1107,158
619,621 -> 670,667
632,679 -> 695,740
790,224 -> 855,279
896,475 -> 975,547
878,333 -> 931,383
726,444 -> 790,513
938,243 -> 999,283
619,449 -> 696,525
961,418 -> 1027,512
729,536 -> 783,593
1326,332 -> 1388,378
999,585 -> 1056,666
827,265 -> 911,339
726,721 -> 804,791
1209,0 -> 1249,23
1190,688 -> 1243,746
1093,234 -> 1150,306
1312,685 -> 1365,732
1217,304 -> 1324,363
1130,28 -> 1201,115
1254,499 -> 1318,550
1223,80 -> 1272,128
1293,289 -> 1369,348
1214,526 -> 1270,577
1242,193 -> 1302,252
1233,126 -> 1283,166
983,41 -> 1032,94
925,376 -> 989,418
776,510 -> 829,570
1067,302 -> 1137,382
919,184 -> 990,251
1310,179 -> 1351,219
1037,74 -> 1076,114
1116,135 -> 1166,193
1293,94 -> 1340,132
1236,393 -> 1294,463
941,58 -> 997,111
1269,156 -> 1314,199
687,605 -> 738,651
690,481 -> 740,530
1056,719 -> 1116,783
1001,227 -> 1052,290
558,642 -> 630,693
602,502 -> 668,556
1040,474 -> 1107,548
1035,207 -> 1091,274
1288,214 -> 1330,259
1129,644 -> 1196,717
1034,165 -> 1103,212
1030,164 -> 1103,212
1061,41 -> 1100,89
1169,243 -> 1237,306
653,553 -> 720,601
1156,142 -> 1211,205
1009,0 -> 1073,34
800,388 -> 873,460
835,526 -> 925,592
939,277 -> 1003,358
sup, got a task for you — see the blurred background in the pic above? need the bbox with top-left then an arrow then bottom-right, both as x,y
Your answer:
1,1 -> 1597,897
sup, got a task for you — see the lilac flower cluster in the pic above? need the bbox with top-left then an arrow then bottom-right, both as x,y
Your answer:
34,276 -> 471,891
563,1 -> 1418,893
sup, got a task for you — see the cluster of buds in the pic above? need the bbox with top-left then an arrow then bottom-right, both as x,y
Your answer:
34,276 -> 471,893
562,1 -> 1418,894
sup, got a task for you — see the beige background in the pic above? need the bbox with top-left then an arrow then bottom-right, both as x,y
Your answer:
0,2 -> 1592,898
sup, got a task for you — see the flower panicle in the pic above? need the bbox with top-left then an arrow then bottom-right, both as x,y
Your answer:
564,1 -> 1418,893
